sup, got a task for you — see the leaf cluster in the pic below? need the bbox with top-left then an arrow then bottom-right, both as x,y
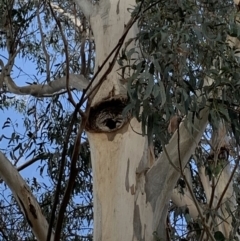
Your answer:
122,0 -> 240,145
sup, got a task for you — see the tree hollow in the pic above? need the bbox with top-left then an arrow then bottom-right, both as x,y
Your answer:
86,95 -> 129,133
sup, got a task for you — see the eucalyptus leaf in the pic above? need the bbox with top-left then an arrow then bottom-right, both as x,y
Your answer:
143,75 -> 154,100
159,81 -> 166,107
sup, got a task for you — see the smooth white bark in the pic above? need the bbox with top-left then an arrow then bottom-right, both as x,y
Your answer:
89,0 -> 138,105
88,119 -> 150,240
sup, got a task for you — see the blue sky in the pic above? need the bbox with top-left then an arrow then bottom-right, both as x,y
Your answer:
0,49 -> 47,179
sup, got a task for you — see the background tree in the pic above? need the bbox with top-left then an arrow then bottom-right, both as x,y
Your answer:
0,0 -> 240,241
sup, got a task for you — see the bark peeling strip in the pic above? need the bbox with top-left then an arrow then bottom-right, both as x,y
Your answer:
86,95 -> 129,133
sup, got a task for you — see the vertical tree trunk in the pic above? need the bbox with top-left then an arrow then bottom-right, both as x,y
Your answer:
87,1 -> 154,240
87,123 -> 152,240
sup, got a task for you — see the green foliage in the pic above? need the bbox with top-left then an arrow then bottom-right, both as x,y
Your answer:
121,0 -> 240,146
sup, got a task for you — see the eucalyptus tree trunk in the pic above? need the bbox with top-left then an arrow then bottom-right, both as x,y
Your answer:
85,1 -> 151,240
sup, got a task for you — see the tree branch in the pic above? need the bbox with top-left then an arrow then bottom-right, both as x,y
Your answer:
145,108 -> 209,234
49,2 -> 76,107
17,153 -> 49,172
47,103 -> 82,241
37,3 -> 50,83
50,3 -> 82,27
49,3 -> 94,41
0,152 -> 54,241
3,74 -> 89,96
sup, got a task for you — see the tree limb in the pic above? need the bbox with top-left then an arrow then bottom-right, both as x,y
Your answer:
146,108 -> 209,235
3,74 -> 89,96
50,3 -> 82,27
0,152 -> 54,241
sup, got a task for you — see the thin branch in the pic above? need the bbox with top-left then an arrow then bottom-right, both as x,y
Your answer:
17,154 -> 48,172
46,109 -> 81,241
208,158 -> 230,211
163,146 -> 179,173
0,223 -> 8,241
37,3 -> 50,83
49,3 -> 76,107
53,100 -> 90,241
14,135 -> 36,166
164,145 -> 215,241
80,17 -> 87,75
177,121 -> 182,172
1,46 -> 22,77
216,157 -> 239,210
